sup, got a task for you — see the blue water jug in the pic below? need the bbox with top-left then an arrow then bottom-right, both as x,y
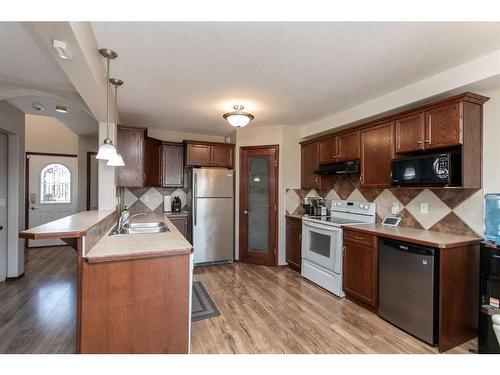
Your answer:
485,194 -> 500,243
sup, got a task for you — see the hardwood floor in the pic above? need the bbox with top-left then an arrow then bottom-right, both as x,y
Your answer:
0,249 -> 475,354
0,246 -> 76,354
191,263 -> 476,354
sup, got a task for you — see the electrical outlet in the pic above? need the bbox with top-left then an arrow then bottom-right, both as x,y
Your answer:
420,202 -> 428,214
391,202 -> 399,215
144,195 -> 150,203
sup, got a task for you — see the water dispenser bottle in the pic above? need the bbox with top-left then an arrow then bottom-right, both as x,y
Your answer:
485,194 -> 500,243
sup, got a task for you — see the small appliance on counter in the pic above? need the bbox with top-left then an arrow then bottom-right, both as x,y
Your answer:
303,197 -> 325,216
163,195 -> 172,213
171,196 -> 182,213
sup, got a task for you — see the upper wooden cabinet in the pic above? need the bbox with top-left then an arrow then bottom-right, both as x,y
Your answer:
319,136 -> 337,164
395,112 -> 425,153
116,126 -> 147,187
185,141 -> 234,168
318,131 -> 360,164
301,141 -> 334,190
360,121 -> 394,188
162,142 -> 184,187
144,137 -> 162,187
337,131 -> 360,161
425,102 -> 462,150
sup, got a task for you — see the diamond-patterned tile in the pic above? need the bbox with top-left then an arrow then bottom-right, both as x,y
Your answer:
358,188 -> 384,203
397,208 -> 424,230
140,188 -> 164,211
334,176 -> 355,200
389,188 -> 424,206
324,189 -> 341,210
453,189 -> 484,236
429,212 -> 480,238
305,189 -> 320,198
124,188 -> 138,208
172,188 -> 187,208
129,187 -> 150,199
405,189 -> 451,230
374,189 -> 403,220
347,188 -> 367,203
286,189 -> 301,214
129,199 -> 149,214
431,188 -> 479,210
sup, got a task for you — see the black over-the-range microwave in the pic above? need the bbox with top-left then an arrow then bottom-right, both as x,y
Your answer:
390,152 -> 461,187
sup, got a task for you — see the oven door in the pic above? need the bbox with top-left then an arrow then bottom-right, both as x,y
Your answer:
302,220 -> 342,274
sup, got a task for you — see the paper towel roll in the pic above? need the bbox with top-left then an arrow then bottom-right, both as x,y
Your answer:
163,195 -> 172,212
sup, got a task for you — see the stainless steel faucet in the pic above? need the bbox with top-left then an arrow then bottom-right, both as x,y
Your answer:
117,212 -> 147,233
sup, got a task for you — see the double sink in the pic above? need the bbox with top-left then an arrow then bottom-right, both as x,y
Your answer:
110,222 -> 170,236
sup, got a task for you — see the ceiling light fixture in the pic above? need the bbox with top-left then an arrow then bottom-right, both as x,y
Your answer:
52,40 -> 72,60
96,48 -> 118,161
223,105 -> 254,128
54,105 -> 69,113
107,78 -> 125,167
32,103 -> 45,112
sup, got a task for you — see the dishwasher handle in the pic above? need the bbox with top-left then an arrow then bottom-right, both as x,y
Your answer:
380,238 -> 436,257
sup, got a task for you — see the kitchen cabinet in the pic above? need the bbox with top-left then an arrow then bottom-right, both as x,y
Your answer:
425,102 -> 462,150
301,141 -> 334,190
116,126 -> 163,187
337,131 -> 360,161
185,141 -> 234,168
319,136 -> 337,164
395,112 -> 425,153
343,229 -> 378,309
286,216 -> 302,272
167,214 -> 189,240
360,121 -> 394,188
144,137 -> 162,187
162,142 -> 184,187
318,131 -> 360,164
116,126 -> 146,187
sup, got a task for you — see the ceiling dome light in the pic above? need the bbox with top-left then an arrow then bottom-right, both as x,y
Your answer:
223,105 -> 254,128
52,40 -> 72,60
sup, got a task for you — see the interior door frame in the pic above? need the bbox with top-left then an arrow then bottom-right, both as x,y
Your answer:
25,152 -> 78,247
239,145 -> 279,266
86,151 -> 97,210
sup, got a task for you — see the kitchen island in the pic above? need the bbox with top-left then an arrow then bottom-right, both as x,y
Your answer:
19,211 -> 193,354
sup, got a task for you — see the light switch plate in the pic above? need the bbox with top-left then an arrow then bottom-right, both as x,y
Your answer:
391,202 -> 399,215
420,202 -> 428,214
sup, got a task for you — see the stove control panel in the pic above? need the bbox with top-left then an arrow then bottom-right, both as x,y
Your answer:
331,200 -> 376,216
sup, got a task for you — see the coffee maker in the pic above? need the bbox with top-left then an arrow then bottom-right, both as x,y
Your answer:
171,196 -> 182,213
303,197 -> 326,216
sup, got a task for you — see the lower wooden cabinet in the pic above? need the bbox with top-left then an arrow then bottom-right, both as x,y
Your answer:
343,229 -> 378,309
286,216 -> 302,272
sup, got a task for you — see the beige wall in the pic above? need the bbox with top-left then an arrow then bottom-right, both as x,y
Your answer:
233,125 -> 301,264
0,101 -> 25,278
25,114 -> 78,154
147,128 -> 226,143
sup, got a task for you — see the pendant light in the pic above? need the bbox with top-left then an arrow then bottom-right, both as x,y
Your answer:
223,105 -> 254,128
107,78 -> 125,167
96,48 -> 118,160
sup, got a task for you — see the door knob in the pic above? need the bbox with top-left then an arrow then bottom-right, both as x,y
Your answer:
243,210 -> 250,215
0,226 -> 3,231
31,206 -> 40,210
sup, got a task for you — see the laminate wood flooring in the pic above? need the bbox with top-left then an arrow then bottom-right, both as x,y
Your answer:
0,250 -> 475,354
191,263 -> 476,354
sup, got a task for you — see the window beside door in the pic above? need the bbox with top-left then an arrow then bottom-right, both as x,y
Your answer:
40,163 -> 71,204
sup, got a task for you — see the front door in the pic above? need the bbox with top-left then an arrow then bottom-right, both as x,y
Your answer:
239,145 -> 278,266
0,133 -> 7,282
27,154 -> 78,247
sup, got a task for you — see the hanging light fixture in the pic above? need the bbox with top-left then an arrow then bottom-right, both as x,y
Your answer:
223,105 -> 254,128
107,78 -> 125,167
96,48 -> 118,160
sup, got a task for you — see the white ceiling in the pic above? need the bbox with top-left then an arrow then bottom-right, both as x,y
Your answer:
0,22 -> 75,91
91,22 -> 500,136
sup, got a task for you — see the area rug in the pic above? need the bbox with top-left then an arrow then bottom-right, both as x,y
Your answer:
192,281 -> 220,322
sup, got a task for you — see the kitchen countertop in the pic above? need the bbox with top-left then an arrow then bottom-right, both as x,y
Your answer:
85,212 -> 193,263
344,223 -> 482,249
19,210 -> 116,239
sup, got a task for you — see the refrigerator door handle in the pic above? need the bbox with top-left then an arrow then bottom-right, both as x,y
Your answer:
193,173 -> 197,226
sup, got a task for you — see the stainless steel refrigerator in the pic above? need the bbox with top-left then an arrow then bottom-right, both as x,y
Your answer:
192,168 -> 234,264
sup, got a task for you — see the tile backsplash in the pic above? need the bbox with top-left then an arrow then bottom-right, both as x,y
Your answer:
286,175 -> 484,237
120,187 -> 190,214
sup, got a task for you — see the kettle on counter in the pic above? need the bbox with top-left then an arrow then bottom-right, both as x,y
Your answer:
171,196 -> 182,213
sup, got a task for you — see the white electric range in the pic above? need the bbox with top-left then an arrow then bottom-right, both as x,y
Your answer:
301,199 -> 376,297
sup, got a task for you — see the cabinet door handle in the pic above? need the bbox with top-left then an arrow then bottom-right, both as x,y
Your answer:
299,234 -> 302,240
417,140 -> 423,144
424,139 -> 430,143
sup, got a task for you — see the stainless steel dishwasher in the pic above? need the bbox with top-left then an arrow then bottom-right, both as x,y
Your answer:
378,238 -> 439,346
